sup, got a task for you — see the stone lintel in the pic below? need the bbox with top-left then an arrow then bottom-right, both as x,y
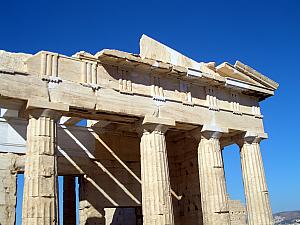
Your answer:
142,115 -> 175,127
27,98 -> 69,112
201,124 -> 228,134
26,98 -> 69,119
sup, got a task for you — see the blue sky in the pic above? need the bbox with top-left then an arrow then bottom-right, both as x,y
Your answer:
2,0 -> 299,223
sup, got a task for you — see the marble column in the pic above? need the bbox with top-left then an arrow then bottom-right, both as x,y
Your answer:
140,116 -> 175,225
197,129 -> 230,225
63,176 -> 76,225
239,135 -> 273,225
22,109 -> 60,225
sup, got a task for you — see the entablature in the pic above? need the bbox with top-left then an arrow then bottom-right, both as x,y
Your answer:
22,50 -> 265,116
0,69 -> 265,135
0,35 -> 278,135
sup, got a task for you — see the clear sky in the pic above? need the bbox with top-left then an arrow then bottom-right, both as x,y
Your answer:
1,0 -> 299,223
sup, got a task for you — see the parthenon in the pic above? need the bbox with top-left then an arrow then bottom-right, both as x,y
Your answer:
0,35 -> 278,225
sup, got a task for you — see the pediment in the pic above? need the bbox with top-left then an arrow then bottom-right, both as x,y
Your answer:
234,61 -> 279,90
216,62 -> 265,87
216,61 -> 279,91
140,34 -> 278,91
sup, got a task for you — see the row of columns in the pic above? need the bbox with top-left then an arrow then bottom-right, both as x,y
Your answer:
20,109 -> 273,225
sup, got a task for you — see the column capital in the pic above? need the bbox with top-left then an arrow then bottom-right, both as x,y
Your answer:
28,108 -> 62,121
190,125 -> 228,141
137,115 -> 175,134
237,131 -> 268,145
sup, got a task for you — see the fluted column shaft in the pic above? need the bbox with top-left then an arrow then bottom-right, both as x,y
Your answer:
240,137 -> 273,225
140,123 -> 174,225
22,109 -> 60,225
197,132 -> 230,225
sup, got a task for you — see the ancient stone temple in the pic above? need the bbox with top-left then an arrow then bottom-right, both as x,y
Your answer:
0,35 -> 278,225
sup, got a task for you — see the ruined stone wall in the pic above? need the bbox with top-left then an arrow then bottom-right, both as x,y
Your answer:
0,153 -> 20,225
168,137 -> 203,225
92,132 -> 141,206
79,132 -> 142,224
228,199 -> 247,225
